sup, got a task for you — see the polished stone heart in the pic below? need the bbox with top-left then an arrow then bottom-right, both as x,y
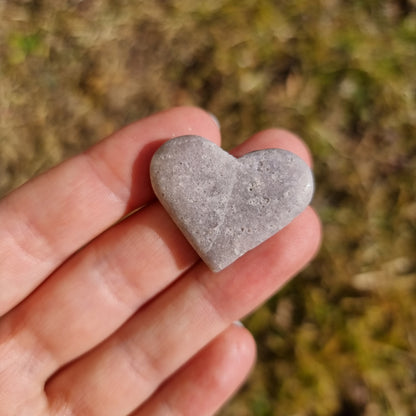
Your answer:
150,135 -> 314,272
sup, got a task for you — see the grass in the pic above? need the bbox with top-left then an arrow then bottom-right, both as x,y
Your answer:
1,1 -> 416,414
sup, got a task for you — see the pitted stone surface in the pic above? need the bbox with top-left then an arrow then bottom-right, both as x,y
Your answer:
150,135 -> 314,272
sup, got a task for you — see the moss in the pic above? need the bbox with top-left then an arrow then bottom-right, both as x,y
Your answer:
1,1 -> 415,414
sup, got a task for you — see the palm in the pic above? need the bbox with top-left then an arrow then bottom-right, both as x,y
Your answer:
0,107 -> 320,416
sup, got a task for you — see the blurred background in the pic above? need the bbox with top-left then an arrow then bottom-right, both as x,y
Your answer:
1,1 -> 416,415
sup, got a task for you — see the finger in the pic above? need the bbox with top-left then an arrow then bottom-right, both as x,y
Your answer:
1,202 -> 197,383
132,324 -> 256,416
45,206 -> 321,416
0,106 -> 220,315
231,128 -> 313,167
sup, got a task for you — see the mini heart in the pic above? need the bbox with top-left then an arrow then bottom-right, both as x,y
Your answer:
150,135 -> 314,272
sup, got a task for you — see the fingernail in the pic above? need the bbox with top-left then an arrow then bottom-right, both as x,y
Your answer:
208,112 -> 220,129
233,320 -> 244,327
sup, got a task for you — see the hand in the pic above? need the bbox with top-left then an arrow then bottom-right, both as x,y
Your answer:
0,107 -> 321,416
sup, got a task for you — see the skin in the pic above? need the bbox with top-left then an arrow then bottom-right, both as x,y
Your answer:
0,107 -> 321,416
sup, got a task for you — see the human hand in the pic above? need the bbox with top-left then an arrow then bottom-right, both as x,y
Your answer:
0,107 -> 321,416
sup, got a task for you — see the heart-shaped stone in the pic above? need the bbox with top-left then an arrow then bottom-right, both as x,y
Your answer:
150,135 -> 314,272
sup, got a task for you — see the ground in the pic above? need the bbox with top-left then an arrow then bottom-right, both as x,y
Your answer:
1,1 -> 416,415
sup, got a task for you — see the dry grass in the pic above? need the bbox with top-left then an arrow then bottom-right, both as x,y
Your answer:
1,1 -> 416,415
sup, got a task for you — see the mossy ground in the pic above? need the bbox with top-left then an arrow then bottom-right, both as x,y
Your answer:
1,1 -> 416,415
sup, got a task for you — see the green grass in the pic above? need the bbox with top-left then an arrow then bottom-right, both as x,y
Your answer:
1,1 -> 416,414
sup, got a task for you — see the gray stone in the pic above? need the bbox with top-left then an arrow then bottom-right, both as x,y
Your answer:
150,135 -> 314,272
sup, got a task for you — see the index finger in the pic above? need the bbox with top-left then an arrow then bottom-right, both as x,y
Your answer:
0,107 -> 220,315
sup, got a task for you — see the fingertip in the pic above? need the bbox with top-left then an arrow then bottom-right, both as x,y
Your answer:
107,106 -> 222,149
225,323 -> 257,367
131,324 -> 256,416
302,206 -> 323,262
208,112 -> 221,129
271,206 -> 322,271
270,128 -> 313,167
158,106 -> 222,146
232,128 -> 313,167
201,324 -> 257,403
270,206 -> 322,286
